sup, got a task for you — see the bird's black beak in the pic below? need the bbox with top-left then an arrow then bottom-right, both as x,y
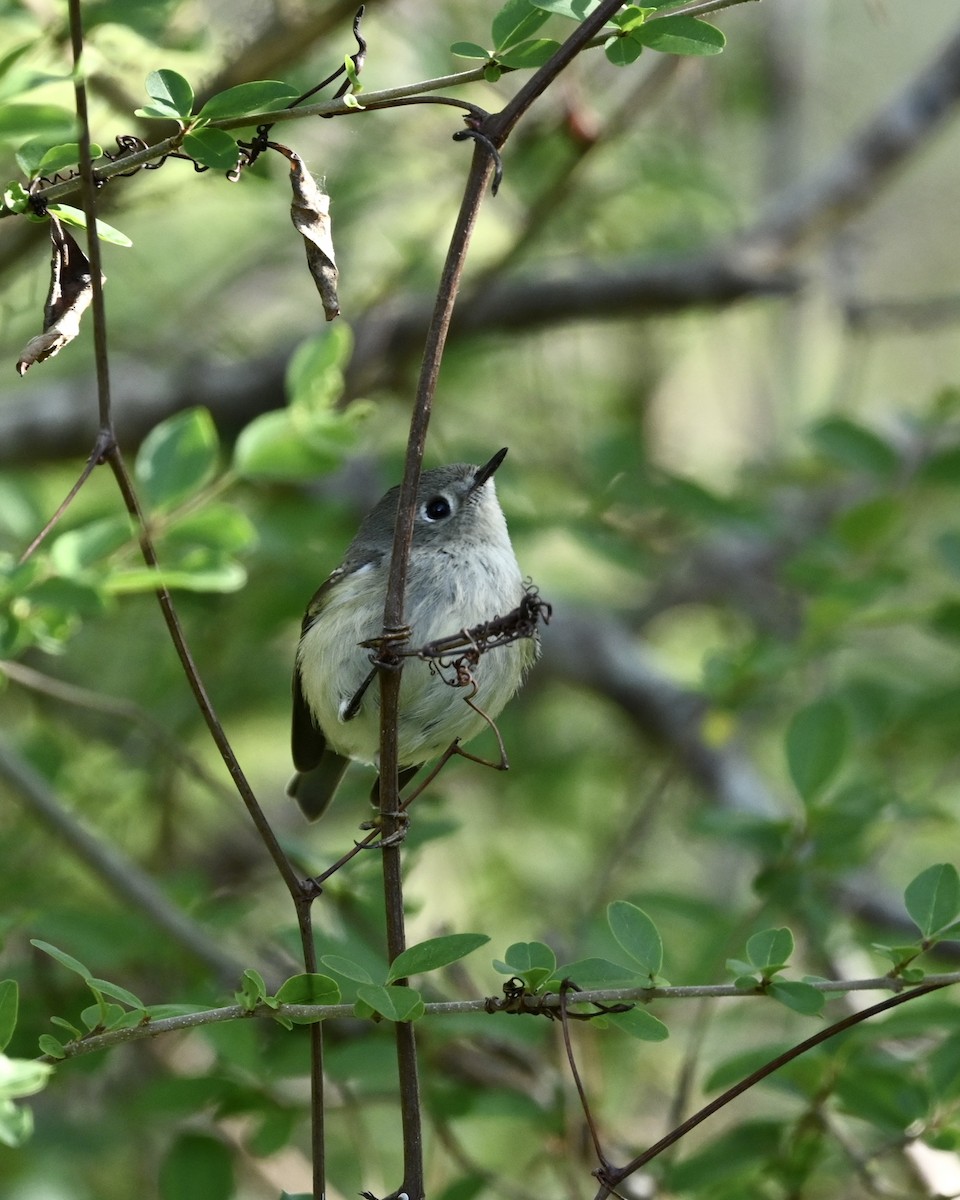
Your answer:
471,447 -> 508,491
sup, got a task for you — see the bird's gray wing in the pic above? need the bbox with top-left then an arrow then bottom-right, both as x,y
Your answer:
288,555 -> 380,821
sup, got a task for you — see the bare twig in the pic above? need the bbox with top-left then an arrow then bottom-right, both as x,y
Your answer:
55,5 -> 329,1195
40,973 -> 960,1064
592,982 -> 953,1199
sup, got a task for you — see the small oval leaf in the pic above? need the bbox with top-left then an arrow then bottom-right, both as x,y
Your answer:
276,973 -> 342,1010
786,698 -> 848,802
355,984 -> 424,1022
319,955 -> 375,984
769,980 -> 825,1016
134,407 -> 219,509
632,15 -> 725,55
182,128 -> 239,172
0,981 -> 18,1052
387,933 -> 489,983
197,80 -> 299,121
145,69 -> 194,119
607,1008 -> 669,1041
905,863 -> 960,938
608,901 -> 663,976
746,927 -> 794,971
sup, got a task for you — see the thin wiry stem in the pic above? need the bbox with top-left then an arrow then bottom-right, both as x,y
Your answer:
592,982 -> 953,1199
62,1 -> 327,1193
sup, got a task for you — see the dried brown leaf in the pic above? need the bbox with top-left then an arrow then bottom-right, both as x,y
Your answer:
287,151 -> 340,321
16,217 -> 102,375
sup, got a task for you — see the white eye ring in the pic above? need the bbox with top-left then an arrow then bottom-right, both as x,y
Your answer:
421,494 -> 454,522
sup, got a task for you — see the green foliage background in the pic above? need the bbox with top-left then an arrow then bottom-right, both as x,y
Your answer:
2,1 -> 960,1198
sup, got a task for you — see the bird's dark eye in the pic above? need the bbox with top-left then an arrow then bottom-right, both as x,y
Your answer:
422,495 -> 452,521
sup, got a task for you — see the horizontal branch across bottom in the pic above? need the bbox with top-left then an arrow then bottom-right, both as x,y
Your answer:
43,972 -> 960,1062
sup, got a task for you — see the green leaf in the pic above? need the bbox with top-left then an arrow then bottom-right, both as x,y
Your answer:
135,104 -> 184,121
554,957 -> 647,989
0,104 -> 75,140
496,38 -> 561,67
235,969 -> 267,1011
492,0 -> 550,51
450,41 -> 491,60
614,5 -> 652,32
135,407 -> 220,509
605,34 -> 645,65
632,15 -> 725,55
49,1017 -> 81,1038
746,927 -> 794,972
3,181 -> 31,214
30,939 -> 93,982
785,698 -> 848,802
929,601 -> 960,642
0,1055 -> 53,1100
163,505 -> 258,556
196,80 -> 299,121
665,1121 -> 782,1191
45,203 -> 132,247
15,139 -> 102,178
607,901 -> 663,976
320,955 -> 375,984
834,496 -> 900,551
904,863 -> 960,938
37,1035 -> 66,1060
159,1132 -> 234,1200
387,933 -> 489,983
918,445 -> 960,485
0,1096 -> 34,1147
768,980 -> 824,1016
275,974 -> 341,1008
810,416 -> 899,477
0,982 -> 17,1052
606,1008 -> 669,1041
355,984 -> 424,1022
928,1031 -> 960,1099
182,128 -> 239,172
102,562 -> 247,595
529,0 -> 601,19
286,326 -> 353,410
145,69 -> 194,119
50,515 -> 133,576
80,1002 -> 125,1032
935,530 -> 960,579
88,978 -> 145,1011
834,1057 -> 930,1131
233,409 -> 357,480
493,941 -> 557,979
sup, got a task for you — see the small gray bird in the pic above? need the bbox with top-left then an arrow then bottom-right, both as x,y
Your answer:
289,448 -> 537,820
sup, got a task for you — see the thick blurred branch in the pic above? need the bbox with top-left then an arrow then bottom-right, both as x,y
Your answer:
5,21 -> 960,462
0,256 -> 793,464
0,734 -> 245,985
542,608 -> 782,818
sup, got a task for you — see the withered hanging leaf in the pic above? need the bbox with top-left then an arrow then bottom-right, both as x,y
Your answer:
286,150 -> 340,321
16,216 -> 102,375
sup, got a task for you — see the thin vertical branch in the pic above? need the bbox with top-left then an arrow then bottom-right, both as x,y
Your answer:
67,0 -> 111,436
591,981 -> 951,1200
486,0 -> 629,146
375,140 -> 499,1200
64,2 -> 325,1195
373,8 -> 637,1193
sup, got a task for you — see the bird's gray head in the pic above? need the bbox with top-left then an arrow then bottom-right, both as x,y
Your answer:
357,448 -> 511,552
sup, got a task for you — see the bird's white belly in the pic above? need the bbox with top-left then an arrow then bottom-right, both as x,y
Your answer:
297,551 -> 533,766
